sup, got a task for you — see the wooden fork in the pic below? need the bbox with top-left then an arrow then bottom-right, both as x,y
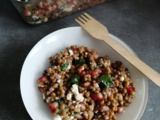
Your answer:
75,13 -> 160,87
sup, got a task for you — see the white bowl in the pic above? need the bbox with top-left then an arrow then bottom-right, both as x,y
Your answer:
20,27 -> 148,120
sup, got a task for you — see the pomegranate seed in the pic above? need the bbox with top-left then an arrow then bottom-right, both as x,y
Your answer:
127,87 -> 133,92
84,82 -> 91,87
89,70 -> 95,77
38,87 -> 43,92
96,68 -> 102,74
70,0 -> 77,5
45,5 -> 53,12
34,9 -> 43,14
79,70 -> 85,76
95,57 -> 99,62
91,93 -> 104,101
97,93 -> 104,101
24,10 -> 31,16
99,105 -> 109,112
91,94 -> 97,100
40,76 -> 48,83
79,102 -> 85,105
49,102 -> 58,111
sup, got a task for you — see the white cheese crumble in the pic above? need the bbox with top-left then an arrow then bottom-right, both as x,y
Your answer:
85,52 -> 88,55
81,66 -> 84,70
54,66 -> 57,69
71,84 -> 84,102
67,93 -> 73,100
95,111 -> 98,113
55,97 -> 59,100
53,115 -> 62,120
63,5 -> 74,12
57,79 -> 61,83
67,63 -> 71,70
32,15 -> 39,19
104,61 -> 110,67
120,76 -> 124,81
95,83 -> 99,88
67,116 -> 74,120
69,49 -> 74,56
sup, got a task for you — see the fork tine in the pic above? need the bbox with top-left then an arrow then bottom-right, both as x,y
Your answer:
75,18 -> 84,26
78,17 -> 86,24
84,13 -> 93,20
81,15 -> 89,21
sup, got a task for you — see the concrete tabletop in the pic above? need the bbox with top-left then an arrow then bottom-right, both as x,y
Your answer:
0,0 -> 160,120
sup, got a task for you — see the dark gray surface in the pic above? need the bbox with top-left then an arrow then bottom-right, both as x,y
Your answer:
0,0 -> 160,120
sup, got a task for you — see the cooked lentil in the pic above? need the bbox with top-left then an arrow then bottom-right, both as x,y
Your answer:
37,45 -> 136,120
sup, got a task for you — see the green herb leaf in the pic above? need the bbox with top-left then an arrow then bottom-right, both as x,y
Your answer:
69,74 -> 80,87
56,98 -> 63,105
61,63 -> 69,71
57,8 -> 64,13
32,5 -> 38,11
85,58 -> 92,69
99,75 -> 115,88
96,62 -> 102,67
71,112 -> 79,115
73,59 -> 85,65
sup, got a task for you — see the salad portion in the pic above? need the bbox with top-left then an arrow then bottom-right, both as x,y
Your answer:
37,45 -> 136,120
12,0 -> 107,24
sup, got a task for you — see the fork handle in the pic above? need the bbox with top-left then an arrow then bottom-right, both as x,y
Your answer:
102,36 -> 160,87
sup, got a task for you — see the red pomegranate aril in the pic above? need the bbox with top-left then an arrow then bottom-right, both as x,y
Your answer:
91,93 -> 104,101
127,87 -> 133,92
45,5 -> 53,12
91,94 -> 96,100
97,93 -> 104,101
90,70 -> 95,77
49,102 -> 58,111
99,105 -> 109,112
35,8 -> 44,14
84,81 -> 91,87
79,102 -> 85,105
38,87 -> 43,92
79,70 -> 85,76
70,0 -> 77,5
40,76 -> 48,83
95,57 -> 100,62
24,10 -> 31,16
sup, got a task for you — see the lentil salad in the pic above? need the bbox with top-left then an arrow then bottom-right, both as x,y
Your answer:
37,45 -> 136,120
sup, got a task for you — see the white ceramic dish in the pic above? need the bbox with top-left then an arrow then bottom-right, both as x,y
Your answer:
20,27 -> 148,120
